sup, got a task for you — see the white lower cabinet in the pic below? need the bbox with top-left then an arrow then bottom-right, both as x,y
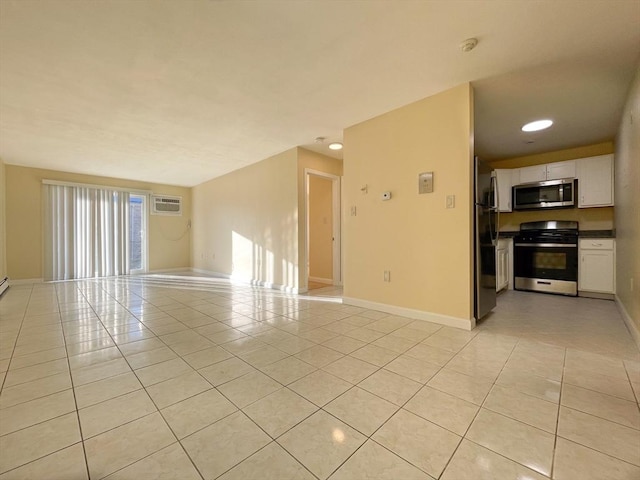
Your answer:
496,238 -> 511,292
579,238 -> 615,295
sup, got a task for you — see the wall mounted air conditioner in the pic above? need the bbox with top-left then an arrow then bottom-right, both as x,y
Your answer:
152,195 -> 182,215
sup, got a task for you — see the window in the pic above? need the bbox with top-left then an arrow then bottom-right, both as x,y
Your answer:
43,183 -> 148,281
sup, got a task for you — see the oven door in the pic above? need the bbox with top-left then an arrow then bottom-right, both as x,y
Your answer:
514,242 -> 578,295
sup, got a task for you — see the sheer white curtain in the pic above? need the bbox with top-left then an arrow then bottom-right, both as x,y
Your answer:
44,184 -> 130,281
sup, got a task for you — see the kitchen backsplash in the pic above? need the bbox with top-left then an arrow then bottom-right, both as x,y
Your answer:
498,206 -> 614,232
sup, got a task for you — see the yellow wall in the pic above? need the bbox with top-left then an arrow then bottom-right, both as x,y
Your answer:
5,165 -> 191,280
489,142 -> 614,169
614,66 -> 640,336
498,207 -> 614,232
0,159 -> 6,282
191,148 -> 300,290
297,147 -> 343,289
489,142 -> 615,232
308,175 -> 333,281
343,83 -> 474,327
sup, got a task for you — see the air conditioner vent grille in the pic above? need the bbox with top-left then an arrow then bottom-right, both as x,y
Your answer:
152,195 -> 182,215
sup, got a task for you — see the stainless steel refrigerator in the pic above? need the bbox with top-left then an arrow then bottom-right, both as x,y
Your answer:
474,157 -> 498,320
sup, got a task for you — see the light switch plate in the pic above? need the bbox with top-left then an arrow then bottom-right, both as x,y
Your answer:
419,172 -> 434,194
446,195 -> 455,209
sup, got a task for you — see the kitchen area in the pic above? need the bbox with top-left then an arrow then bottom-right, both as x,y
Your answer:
492,146 -> 616,300
471,139 -> 639,358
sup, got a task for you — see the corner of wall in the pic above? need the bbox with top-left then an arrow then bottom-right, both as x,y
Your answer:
0,158 -> 6,282
343,83 -> 474,327
614,65 -> 640,335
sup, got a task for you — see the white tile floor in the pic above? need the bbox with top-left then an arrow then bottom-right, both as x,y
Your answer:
0,275 -> 639,479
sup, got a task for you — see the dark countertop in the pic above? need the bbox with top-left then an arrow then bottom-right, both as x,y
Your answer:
578,230 -> 615,238
498,229 -> 615,238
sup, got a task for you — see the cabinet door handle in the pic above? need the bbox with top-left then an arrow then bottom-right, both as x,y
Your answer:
592,242 -> 603,246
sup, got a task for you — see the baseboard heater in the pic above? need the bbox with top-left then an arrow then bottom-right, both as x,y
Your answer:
0,277 -> 8,297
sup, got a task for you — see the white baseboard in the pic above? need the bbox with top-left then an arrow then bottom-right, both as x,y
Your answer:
615,295 -> 640,350
192,268 -> 304,294
342,296 -> 475,331
309,276 -> 333,285
191,268 -> 231,279
9,278 -> 44,285
147,267 -> 193,274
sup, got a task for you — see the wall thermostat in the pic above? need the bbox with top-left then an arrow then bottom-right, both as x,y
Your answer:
382,191 -> 392,201
419,172 -> 434,194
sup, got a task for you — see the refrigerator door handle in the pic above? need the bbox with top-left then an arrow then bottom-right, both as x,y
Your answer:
489,175 -> 497,244
493,174 -> 500,241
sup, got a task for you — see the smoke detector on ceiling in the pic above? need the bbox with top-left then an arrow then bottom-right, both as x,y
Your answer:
460,38 -> 478,52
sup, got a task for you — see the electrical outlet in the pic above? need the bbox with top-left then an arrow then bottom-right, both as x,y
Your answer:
351,206 -> 357,216
383,270 -> 391,282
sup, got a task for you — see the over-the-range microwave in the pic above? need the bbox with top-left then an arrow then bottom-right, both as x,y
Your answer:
513,178 -> 576,210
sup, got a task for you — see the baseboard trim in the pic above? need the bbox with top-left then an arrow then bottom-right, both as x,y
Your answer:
309,276 -> 333,285
9,278 -> 44,285
0,277 -> 9,297
579,291 -> 615,300
191,268 -> 231,279
342,296 -> 474,331
192,268 -> 304,294
615,295 -> 640,350
147,267 -> 193,274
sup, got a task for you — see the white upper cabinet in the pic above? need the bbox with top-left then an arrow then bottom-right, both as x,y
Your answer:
518,164 -> 548,183
577,154 -> 614,208
494,169 -> 513,212
546,160 -> 577,180
518,160 -> 576,184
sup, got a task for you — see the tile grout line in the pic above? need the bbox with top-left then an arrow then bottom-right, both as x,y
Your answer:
550,344 -> 569,480
0,284 -> 34,393
5,278 -> 637,478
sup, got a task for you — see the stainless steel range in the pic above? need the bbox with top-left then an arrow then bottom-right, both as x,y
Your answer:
514,221 -> 579,296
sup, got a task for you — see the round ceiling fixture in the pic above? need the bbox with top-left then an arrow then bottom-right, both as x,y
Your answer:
460,38 -> 478,52
522,119 -> 553,132
329,142 -> 343,151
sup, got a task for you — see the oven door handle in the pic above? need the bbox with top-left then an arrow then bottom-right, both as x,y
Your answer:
514,243 -> 577,248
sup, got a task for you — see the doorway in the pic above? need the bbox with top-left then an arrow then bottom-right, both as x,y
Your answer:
304,169 -> 341,290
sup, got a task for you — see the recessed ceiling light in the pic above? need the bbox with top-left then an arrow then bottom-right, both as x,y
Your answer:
329,142 -> 343,150
522,119 -> 553,132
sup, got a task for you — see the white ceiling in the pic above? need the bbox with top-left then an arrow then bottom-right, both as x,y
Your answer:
0,1 -> 638,186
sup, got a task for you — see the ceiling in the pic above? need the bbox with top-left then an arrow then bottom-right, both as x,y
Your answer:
0,1 -> 638,187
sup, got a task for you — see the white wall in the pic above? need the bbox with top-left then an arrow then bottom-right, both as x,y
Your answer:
191,148 -> 300,291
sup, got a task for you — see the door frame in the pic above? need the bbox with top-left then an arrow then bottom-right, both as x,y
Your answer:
304,169 -> 342,288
